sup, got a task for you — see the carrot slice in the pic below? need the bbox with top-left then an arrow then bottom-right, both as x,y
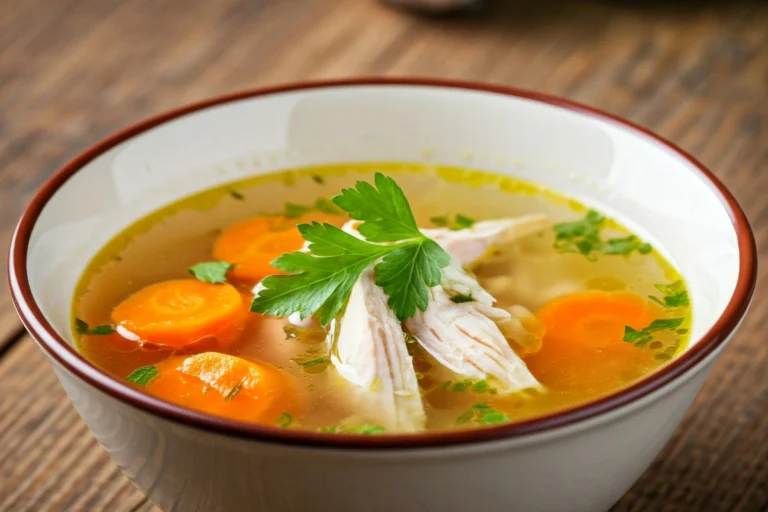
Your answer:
213,213 -> 341,283
524,291 -> 661,394
143,352 -> 300,423
112,279 -> 246,349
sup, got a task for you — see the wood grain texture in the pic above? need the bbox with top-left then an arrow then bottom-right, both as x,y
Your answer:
0,0 -> 766,510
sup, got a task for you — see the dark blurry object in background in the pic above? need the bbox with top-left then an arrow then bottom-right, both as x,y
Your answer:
381,0 -> 484,15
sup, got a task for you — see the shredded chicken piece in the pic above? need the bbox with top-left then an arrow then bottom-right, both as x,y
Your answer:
421,214 -> 551,265
328,269 -> 426,432
405,261 -> 541,393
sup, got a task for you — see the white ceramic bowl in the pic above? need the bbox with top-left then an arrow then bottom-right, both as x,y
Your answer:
9,78 -> 756,512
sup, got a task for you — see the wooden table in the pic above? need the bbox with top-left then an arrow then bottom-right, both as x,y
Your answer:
1,1 -> 766,510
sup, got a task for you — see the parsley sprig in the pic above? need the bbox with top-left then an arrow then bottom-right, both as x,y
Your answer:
251,173 -> 451,324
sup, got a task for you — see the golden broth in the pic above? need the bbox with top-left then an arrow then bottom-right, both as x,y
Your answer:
73,163 -> 691,432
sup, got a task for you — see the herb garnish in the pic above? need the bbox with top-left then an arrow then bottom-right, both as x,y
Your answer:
283,198 -> 342,218
229,189 -> 245,200
251,173 -> 452,324
456,403 -> 509,426
441,379 -> 497,395
125,365 -> 159,386
449,293 -> 475,304
317,424 -> 386,435
298,357 -> 328,368
276,412 -> 293,428
623,318 -> 685,348
225,380 -> 243,401
430,213 -> 476,230
648,281 -> 689,308
553,210 -> 652,260
311,174 -> 325,185
75,318 -> 115,336
189,261 -> 233,284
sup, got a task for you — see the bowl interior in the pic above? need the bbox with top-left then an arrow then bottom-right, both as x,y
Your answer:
25,84 -> 740,355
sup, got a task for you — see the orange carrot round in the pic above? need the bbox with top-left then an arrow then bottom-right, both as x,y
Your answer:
525,291 -> 661,394
112,279 -> 246,349
212,213 -> 341,283
143,352 -> 300,423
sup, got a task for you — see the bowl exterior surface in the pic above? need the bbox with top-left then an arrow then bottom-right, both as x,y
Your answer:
49,346 -> 721,512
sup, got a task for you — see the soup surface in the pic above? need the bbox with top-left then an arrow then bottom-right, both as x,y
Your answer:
73,163 -> 691,434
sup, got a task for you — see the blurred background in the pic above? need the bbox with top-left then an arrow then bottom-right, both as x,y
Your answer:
1,1 -> 766,511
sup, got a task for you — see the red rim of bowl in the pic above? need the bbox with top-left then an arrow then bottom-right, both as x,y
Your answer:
8,77 -> 757,449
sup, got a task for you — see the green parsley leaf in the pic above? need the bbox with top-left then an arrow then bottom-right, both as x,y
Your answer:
284,202 -> 313,218
298,357 -> 328,368
623,318 -> 686,349
450,293 -> 475,304
451,214 -> 476,231
622,326 -> 650,343
602,236 -> 646,255
334,173 -> 422,242
75,318 -> 115,336
442,379 -> 497,395
430,216 -> 450,227
251,174 -> 451,324
229,189 -> 245,200
276,412 -> 293,428
650,281 -> 689,308
126,365 -> 159,386
471,379 -> 496,394
430,214 -> 475,230
647,318 -> 685,331
189,261 -> 233,284
655,281 -> 686,296
225,380 -> 243,401
374,238 -> 450,320
452,381 -> 471,392
456,403 -> 509,426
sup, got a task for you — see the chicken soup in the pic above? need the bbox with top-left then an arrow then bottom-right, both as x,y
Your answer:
73,163 -> 691,434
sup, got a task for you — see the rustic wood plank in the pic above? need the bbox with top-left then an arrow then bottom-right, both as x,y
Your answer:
0,0 -> 766,510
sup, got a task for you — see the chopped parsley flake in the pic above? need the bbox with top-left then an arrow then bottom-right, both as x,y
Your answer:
449,293 -> 475,304
623,317 -> 686,350
229,189 -> 245,200
298,357 -> 328,368
75,318 -> 115,336
225,380 -> 243,401
430,214 -> 476,230
553,210 -> 653,260
276,412 -> 293,428
456,403 -> 509,426
189,261 -> 233,284
282,198 -> 342,218
441,379 -> 497,395
649,281 -> 690,308
125,365 -> 159,386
